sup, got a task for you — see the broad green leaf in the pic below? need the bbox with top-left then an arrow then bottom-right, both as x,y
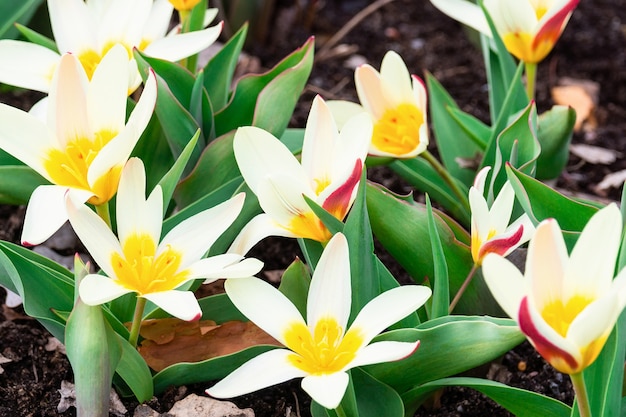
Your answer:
114,332 -> 154,402
135,50 -> 196,106
535,105 -> 576,180
0,165 -> 48,204
132,114 -> 176,193
390,158 -> 470,227
505,164 -> 599,248
0,241 -> 73,340
425,195 -> 449,319
214,37 -> 314,138
203,23 -> 248,111
425,72 -> 483,187
364,316 -> 524,394
279,128 -> 305,154
402,377 -> 571,417
199,293 -> 248,323
0,0 -> 43,39
447,106 -> 491,148
366,182 -> 500,316
152,345 -> 278,394
174,131 -> 240,208
278,258 -> 311,318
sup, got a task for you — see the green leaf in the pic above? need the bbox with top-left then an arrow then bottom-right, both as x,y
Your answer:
364,316 -> 524,394
425,72 -> 484,187
132,114 -> 176,193
0,241 -> 73,340
114,332 -> 154,402
425,195 -> 449,319
0,165 -> 48,204
0,0 -> 43,39
278,258 -> 311,318
403,377 -> 571,417
505,164 -> 599,248
366,182 -> 500,316
198,293 -> 248,323
14,23 -> 57,51
390,158 -> 470,227
535,105 -> 576,180
214,37 -> 314,138
152,345 -> 278,394
447,106 -> 491,148
203,23 -> 248,111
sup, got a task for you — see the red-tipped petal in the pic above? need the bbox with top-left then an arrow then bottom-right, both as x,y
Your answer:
322,159 -> 362,220
533,0 -> 579,51
478,224 -> 525,261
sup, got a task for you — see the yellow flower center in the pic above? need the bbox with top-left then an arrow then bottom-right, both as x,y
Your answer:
535,5 -> 548,21
77,42 -> 135,80
44,129 -> 121,205
502,31 -> 553,63
372,103 -> 423,156
287,211 -> 332,243
168,0 -> 201,11
284,318 -> 364,375
541,295 -> 593,337
470,228 -> 497,264
111,233 -> 190,295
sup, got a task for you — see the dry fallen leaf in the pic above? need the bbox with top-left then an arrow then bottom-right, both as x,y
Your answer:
138,319 -> 282,371
594,169 -> 626,194
551,77 -> 599,131
0,353 -> 12,374
570,144 -> 621,164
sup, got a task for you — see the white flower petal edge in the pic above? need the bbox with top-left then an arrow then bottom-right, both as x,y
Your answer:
0,41 -> 60,93
228,213 -> 298,256
79,274 -> 134,306
207,349 -> 307,399
430,0 -> 491,36
301,372 -> 350,410
144,22 -> 224,63
482,253 -> 527,319
349,340 -> 419,369
143,290 -> 202,321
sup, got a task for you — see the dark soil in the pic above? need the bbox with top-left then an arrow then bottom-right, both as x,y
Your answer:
0,0 -> 624,416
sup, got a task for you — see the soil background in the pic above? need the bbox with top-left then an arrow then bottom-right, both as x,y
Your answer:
0,0 -> 625,416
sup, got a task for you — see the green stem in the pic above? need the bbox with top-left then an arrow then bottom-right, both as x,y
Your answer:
570,372 -> 592,417
449,263 -> 479,313
95,202 -> 112,229
334,404 -> 349,417
421,150 -> 470,215
127,297 -> 147,348
524,61 -> 537,101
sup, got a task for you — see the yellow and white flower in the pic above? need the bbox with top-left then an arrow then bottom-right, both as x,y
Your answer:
66,158 -> 263,321
483,203 -> 626,374
328,51 -> 428,158
208,233 -> 431,409
229,95 -> 371,254
0,45 -> 157,245
0,0 -> 222,93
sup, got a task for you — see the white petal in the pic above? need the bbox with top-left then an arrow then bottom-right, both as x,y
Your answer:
0,103 -> 53,177
233,126 -> 308,196
301,373 -> 350,410
142,290 -> 201,321
142,0 -> 175,41
489,182 -> 515,234
473,166 -> 491,192
79,274 -> 134,305
116,158 -> 162,244
301,96 -> 340,185
333,112 -> 372,179
159,193 -> 245,266
430,0 -> 492,36
87,44 -> 130,133
87,69 -> 156,188
484,0 -> 537,35
526,219 -> 567,309
65,192 -> 123,279
307,233 -> 352,331
325,100 -> 367,130
227,214 -> 297,256
349,340 -> 419,368
48,0 -> 97,54
469,186 -> 490,240
565,204 -> 621,299
349,285 -> 431,345
379,51 -> 414,105
481,253 -> 526,319
143,23 -> 223,64
224,277 -> 305,346
187,254 -> 263,282
354,64 -> 387,120
98,0 -> 151,48
0,40 -> 60,92
207,349 -> 306,399
21,186 -> 82,246
567,295 -> 620,351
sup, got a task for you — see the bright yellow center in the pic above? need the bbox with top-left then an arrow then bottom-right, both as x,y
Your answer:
284,318 -> 364,375
44,129 -> 121,205
535,5 -> 548,20
110,233 -> 190,295
541,295 -> 593,337
168,0 -> 201,11
372,103 -> 423,156
287,211 -> 332,243
502,31 -> 553,63
77,42 -> 136,80
471,228 -> 497,264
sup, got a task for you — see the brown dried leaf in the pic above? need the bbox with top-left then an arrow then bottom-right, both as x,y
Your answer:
570,144 -> 621,164
551,78 -> 599,132
138,319 -> 281,371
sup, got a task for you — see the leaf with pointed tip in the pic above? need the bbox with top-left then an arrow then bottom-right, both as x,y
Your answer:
0,0 -> 44,40
278,258 -> 311,319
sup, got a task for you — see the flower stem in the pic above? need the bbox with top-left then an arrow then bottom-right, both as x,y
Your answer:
334,404 -> 349,417
95,202 -> 112,229
570,372 -> 592,417
128,297 -> 147,348
524,61 -> 537,101
449,263 -> 479,313
421,150 -> 470,215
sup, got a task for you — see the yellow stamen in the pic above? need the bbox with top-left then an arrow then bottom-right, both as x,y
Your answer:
284,318 -> 364,375
44,129 -> 120,205
111,233 -> 189,295
372,103 -> 423,156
